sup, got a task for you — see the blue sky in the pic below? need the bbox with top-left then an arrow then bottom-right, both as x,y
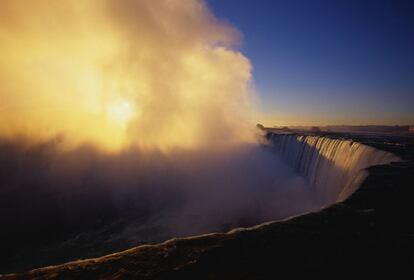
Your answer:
207,0 -> 414,125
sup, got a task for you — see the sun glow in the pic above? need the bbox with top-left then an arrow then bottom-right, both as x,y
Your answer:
107,100 -> 135,125
0,0 -> 255,152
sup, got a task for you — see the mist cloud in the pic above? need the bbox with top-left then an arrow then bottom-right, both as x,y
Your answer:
0,0 -> 254,151
0,138 -> 320,272
0,0 -> 321,273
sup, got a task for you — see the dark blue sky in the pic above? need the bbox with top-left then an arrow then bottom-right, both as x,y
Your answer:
208,0 -> 414,125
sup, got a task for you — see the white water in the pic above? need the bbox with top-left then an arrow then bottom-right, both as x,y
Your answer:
267,133 -> 400,203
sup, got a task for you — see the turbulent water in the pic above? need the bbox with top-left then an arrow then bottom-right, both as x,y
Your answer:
0,134 -> 401,273
267,133 -> 400,203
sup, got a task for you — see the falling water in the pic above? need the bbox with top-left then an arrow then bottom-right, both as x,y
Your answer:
267,133 -> 400,203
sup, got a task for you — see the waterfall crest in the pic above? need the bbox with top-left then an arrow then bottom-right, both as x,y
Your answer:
267,133 -> 400,203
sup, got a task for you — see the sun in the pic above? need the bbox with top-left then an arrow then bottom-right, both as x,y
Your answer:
106,99 -> 135,126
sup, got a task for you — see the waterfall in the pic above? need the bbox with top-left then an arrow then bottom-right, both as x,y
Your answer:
267,133 -> 400,203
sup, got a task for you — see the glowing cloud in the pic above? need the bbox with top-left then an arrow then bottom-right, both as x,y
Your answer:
0,0 -> 254,151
